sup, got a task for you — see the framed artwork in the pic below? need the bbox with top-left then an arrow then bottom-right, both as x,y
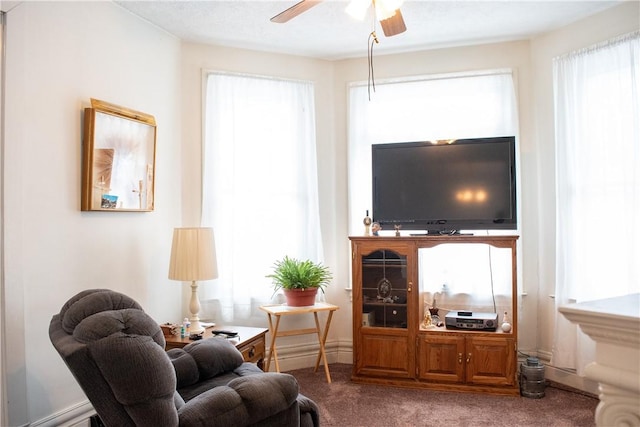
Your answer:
81,98 -> 156,211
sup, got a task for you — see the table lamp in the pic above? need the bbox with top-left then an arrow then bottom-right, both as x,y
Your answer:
168,227 -> 218,334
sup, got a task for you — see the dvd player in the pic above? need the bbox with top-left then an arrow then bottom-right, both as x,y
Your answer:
445,311 -> 498,331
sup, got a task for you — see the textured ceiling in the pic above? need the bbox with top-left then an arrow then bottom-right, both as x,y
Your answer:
115,1 -> 624,60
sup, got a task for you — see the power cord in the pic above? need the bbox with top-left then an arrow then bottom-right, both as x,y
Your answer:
488,243 -> 497,313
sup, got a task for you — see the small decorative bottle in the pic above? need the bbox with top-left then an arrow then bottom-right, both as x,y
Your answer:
371,222 -> 381,236
501,311 -> 512,332
183,317 -> 190,337
429,297 -> 441,326
363,210 -> 372,236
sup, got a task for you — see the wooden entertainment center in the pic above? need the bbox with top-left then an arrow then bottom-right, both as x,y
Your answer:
350,235 -> 519,395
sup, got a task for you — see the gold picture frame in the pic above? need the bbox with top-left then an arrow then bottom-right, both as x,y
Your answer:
81,98 -> 156,211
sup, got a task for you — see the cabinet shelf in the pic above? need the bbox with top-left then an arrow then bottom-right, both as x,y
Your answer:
419,326 -> 514,337
350,235 -> 519,395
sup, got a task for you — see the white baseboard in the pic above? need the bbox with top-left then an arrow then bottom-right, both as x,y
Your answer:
263,338 -> 352,372
544,365 -> 599,396
31,401 -> 95,427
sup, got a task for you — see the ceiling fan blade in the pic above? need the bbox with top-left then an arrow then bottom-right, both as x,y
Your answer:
270,0 -> 324,23
380,9 -> 407,37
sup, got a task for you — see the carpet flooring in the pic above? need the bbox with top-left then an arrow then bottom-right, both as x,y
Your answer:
285,363 -> 599,427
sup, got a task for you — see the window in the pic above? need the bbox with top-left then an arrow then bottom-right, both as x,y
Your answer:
201,72 -> 323,324
348,70 -> 519,308
552,31 -> 640,373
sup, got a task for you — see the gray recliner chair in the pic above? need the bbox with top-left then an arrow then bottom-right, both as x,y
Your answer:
49,289 -> 319,427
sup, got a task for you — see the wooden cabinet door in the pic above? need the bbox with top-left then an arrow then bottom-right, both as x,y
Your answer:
465,336 -> 516,386
417,334 -> 465,383
356,329 -> 413,378
352,240 -> 417,379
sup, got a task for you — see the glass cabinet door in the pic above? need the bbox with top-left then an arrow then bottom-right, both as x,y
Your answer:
361,249 -> 408,328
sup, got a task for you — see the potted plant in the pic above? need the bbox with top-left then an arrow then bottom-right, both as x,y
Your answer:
267,256 -> 332,306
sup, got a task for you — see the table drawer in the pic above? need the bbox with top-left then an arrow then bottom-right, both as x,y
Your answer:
237,335 -> 265,364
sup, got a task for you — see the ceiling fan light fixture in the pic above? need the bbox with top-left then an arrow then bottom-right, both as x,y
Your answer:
346,0 -> 371,21
375,0 -> 404,20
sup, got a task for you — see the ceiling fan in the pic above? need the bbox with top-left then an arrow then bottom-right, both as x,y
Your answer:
270,0 -> 407,37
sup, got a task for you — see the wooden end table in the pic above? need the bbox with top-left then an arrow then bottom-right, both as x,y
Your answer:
164,325 -> 268,370
259,302 -> 339,383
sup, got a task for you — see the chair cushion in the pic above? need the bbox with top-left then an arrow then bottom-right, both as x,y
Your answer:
169,340 -> 256,401
168,348 -> 200,389
74,308 -> 164,347
180,338 -> 245,379
227,373 -> 300,424
59,289 -> 142,334
177,371 -> 243,402
176,373 -> 299,427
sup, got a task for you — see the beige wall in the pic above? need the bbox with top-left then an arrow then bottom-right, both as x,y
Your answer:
4,2 -> 183,424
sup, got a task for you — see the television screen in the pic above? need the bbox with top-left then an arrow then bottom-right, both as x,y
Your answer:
372,137 -> 517,234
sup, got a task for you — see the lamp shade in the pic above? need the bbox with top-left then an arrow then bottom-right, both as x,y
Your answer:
168,227 -> 218,281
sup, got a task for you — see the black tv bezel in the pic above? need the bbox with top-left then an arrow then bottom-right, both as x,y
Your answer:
371,136 -> 517,234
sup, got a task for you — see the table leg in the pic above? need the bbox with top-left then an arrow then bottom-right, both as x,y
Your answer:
265,314 -> 282,373
313,310 -> 334,383
314,309 -> 335,370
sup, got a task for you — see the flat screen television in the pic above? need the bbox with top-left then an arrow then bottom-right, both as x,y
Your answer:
372,136 -> 517,234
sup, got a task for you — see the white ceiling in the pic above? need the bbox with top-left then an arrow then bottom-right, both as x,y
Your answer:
116,0 -> 623,60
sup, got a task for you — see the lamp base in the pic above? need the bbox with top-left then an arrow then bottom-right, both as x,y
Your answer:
189,319 -> 206,334
188,280 -> 206,334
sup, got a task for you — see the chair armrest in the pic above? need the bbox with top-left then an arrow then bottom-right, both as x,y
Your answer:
297,393 -> 320,427
177,373 -> 299,427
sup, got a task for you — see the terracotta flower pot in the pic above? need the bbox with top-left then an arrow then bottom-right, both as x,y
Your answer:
283,288 -> 318,307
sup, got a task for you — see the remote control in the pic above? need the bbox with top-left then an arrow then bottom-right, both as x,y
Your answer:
212,330 -> 238,337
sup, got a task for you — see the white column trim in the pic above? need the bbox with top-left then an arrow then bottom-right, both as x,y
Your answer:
560,294 -> 640,427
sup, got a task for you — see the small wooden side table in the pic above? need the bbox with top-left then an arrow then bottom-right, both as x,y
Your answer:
259,302 -> 339,383
164,325 -> 268,370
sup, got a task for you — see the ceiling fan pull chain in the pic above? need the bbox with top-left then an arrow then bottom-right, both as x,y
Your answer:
368,31 -> 379,100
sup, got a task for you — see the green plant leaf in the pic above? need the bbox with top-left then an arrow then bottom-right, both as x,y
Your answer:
266,256 -> 332,293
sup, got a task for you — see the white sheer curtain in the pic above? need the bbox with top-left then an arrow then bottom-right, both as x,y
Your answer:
348,70 -> 519,307
201,72 -> 323,324
552,31 -> 640,374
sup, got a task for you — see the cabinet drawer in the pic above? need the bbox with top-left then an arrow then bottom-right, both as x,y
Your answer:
237,335 -> 265,364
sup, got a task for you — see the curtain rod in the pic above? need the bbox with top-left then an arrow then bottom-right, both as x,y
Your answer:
348,68 -> 514,89
554,30 -> 639,61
